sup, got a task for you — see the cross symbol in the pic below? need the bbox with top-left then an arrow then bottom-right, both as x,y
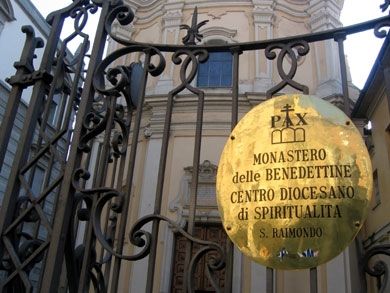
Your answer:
281,104 -> 294,116
280,104 -> 294,127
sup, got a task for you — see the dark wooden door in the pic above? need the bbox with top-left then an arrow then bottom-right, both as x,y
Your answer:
171,224 -> 231,292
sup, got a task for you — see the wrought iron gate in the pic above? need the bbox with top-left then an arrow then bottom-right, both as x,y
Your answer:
0,0 -> 390,292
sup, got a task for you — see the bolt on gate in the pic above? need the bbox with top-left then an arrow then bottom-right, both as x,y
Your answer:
0,0 -> 390,292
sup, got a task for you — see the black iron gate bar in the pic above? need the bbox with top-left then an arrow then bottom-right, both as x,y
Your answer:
0,0 -> 389,292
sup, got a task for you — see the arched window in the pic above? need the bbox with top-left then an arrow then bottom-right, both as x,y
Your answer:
197,40 -> 232,87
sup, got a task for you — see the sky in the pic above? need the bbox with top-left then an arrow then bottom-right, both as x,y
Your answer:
31,0 -> 387,89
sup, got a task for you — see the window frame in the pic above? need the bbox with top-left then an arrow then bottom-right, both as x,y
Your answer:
197,51 -> 233,88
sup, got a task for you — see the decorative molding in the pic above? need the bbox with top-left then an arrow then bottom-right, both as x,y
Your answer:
252,2 -> 274,91
316,79 -> 342,99
253,0 -> 309,19
274,3 -> 308,18
284,0 -> 309,4
184,159 -> 217,179
169,160 -> 220,223
157,3 -> 184,92
162,10 -> 183,29
125,0 -> 164,25
253,2 -> 276,24
323,93 -> 344,108
307,0 -> 343,32
207,11 -> 227,20
126,0 -> 162,8
0,0 -> 15,23
112,22 -> 137,40
200,26 -> 238,42
162,3 -> 184,30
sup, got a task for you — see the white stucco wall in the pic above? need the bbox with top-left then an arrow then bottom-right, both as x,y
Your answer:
0,0 -> 48,103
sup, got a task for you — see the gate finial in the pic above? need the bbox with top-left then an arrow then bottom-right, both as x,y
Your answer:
180,7 -> 209,45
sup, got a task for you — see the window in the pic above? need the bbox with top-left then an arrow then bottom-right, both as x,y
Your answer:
47,93 -> 62,126
31,166 -> 45,198
197,52 -> 232,87
47,100 -> 58,125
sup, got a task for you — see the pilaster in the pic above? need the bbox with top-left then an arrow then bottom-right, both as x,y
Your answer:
308,0 -> 344,97
155,2 -> 185,94
252,0 -> 275,92
308,0 -> 342,32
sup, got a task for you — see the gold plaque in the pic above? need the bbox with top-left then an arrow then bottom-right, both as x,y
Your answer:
216,94 -> 372,269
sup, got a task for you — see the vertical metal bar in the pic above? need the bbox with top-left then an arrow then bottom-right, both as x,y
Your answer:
77,95 -> 116,293
104,110 -> 133,286
66,141 -> 96,293
266,267 -> 274,293
99,156 -> 117,262
111,51 -> 152,293
40,1 -> 110,290
310,267 -> 318,293
225,47 -> 241,293
184,91 -> 205,293
224,240 -> 234,293
145,74 -> 176,293
33,33 -> 87,239
231,47 -> 241,130
334,33 -> 350,116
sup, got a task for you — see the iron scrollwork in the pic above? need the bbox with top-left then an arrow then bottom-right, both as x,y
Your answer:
170,48 -> 209,96
374,0 -> 390,38
265,40 -> 310,98
362,244 -> 390,293
2,0 -> 390,291
374,21 -> 390,38
0,0 -> 103,291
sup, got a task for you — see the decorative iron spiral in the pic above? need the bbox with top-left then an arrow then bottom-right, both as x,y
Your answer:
265,40 -> 310,98
362,244 -> 390,293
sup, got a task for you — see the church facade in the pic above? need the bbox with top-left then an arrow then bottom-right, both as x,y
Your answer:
102,1 -> 376,292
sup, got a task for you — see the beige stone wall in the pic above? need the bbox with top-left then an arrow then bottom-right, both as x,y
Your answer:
363,91 -> 390,237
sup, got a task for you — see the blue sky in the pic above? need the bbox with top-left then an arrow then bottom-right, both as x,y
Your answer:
31,0 -> 387,89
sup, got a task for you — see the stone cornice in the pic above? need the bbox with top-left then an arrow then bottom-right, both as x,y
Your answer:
112,22 -> 136,40
253,0 -> 311,23
275,3 -> 308,18
307,0 -> 343,31
162,3 -> 184,29
284,0 -> 309,4
126,0 -> 163,9
200,26 -> 238,42
253,2 -> 276,24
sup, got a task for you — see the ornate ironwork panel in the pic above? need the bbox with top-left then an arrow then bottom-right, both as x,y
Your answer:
0,0 -> 389,292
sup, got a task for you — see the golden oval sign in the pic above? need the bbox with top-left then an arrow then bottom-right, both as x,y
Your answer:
216,94 -> 372,269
